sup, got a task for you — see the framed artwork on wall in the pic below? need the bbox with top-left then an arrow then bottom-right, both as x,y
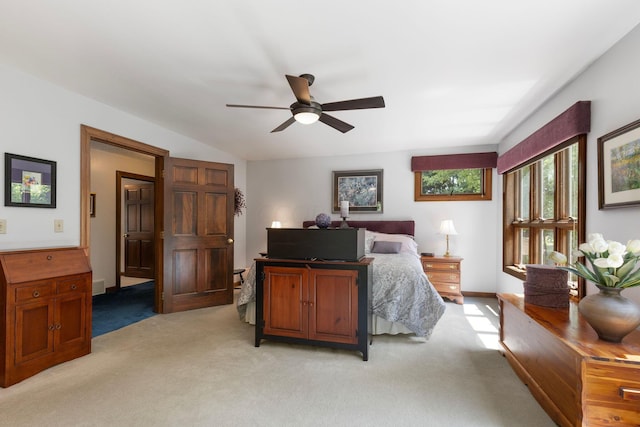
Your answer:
598,118 -> 640,209
4,153 -> 57,208
332,169 -> 383,213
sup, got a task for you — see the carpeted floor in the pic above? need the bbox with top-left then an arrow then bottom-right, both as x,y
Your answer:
92,281 -> 156,337
0,294 -> 555,426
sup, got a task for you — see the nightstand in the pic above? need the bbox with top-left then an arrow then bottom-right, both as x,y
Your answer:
421,256 -> 463,304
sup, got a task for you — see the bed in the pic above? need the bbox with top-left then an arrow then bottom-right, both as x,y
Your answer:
236,220 -> 446,338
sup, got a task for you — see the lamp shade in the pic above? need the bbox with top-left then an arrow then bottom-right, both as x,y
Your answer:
439,220 -> 458,235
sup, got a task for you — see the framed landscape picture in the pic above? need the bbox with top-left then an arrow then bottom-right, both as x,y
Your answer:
332,169 -> 383,213
4,153 -> 57,208
598,118 -> 640,209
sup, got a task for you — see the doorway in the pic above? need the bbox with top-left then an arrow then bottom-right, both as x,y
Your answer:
81,125 -> 236,315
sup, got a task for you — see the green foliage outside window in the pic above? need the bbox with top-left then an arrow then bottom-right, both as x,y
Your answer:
420,168 -> 482,195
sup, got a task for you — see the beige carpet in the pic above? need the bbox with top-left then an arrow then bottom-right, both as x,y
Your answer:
0,295 -> 554,426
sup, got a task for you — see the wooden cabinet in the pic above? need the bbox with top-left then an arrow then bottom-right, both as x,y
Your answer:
421,256 -> 463,304
255,258 -> 372,360
498,293 -> 640,427
0,247 -> 92,387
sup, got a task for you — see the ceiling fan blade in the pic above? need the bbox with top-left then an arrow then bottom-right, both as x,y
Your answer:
226,104 -> 290,110
285,75 -> 311,104
318,113 -> 355,133
321,96 -> 385,112
271,117 -> 296,133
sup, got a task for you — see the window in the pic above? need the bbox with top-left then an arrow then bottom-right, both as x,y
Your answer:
414,168 -> 492,201
503,135 -> 586,298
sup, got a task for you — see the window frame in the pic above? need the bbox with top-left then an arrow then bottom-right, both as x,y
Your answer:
414,168 -> 492,202
502,135 -> 586,299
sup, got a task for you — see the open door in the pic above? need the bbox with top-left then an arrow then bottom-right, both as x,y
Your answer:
123,182 -> 155,279
162,156 -> 234,313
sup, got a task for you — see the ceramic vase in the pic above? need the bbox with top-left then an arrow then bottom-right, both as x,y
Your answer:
578,285 -> 640,343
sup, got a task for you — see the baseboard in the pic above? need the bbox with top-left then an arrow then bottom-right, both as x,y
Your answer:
462,291 -> 497,299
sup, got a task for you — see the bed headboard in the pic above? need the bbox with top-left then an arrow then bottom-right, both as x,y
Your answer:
301,220 -> 415,236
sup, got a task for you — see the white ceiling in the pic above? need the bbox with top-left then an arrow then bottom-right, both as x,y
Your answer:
2,1 -> 640,161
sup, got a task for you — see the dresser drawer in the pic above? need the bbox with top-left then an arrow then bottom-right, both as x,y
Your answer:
584,361 -> 640,425
422,261 -> 459,272
427,271 -> 460,284
432,281 -> 460,294
57,275 -> 90,294
14,282 -> 55,303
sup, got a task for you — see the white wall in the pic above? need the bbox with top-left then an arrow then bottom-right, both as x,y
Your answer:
496,24 -> 640,304
0,64 -> 247,272
246,148 -> 499,293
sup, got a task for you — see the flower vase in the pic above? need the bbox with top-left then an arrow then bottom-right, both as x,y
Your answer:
578,285 -> 640,343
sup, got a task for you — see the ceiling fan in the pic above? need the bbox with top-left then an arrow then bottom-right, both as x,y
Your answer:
226,74 -> 385,133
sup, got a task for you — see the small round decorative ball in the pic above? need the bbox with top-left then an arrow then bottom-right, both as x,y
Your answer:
315,213 -> 331,228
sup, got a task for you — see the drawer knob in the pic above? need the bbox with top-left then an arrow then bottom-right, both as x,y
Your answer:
71,284 -> 77,290
33,290 -> 40,298
425,264 -> 433,268
449,285 -> 457,290
620,387 -> 640,401
449,265 -> 454,269
47,255 -> 52,261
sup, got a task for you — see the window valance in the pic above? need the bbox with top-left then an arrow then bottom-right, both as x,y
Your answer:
410,152 -> 497,171
496,101 -> 591,174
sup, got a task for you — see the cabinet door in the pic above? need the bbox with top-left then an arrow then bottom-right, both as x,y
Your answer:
263,266 -> 308,339
15,299 -> 55,364
309,269 -> 358,344
55,292 -> 88,349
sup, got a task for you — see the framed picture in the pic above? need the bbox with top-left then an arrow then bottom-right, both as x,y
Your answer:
598,118 -> 640,209
90,193 -> 96,217
4,153 -> 57,208
332,169 -> 383,213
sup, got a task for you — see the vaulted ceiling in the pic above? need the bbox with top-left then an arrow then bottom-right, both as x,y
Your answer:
2,1 -> 640,161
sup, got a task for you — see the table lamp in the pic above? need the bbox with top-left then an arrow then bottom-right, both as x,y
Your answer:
439,219 -> 458,257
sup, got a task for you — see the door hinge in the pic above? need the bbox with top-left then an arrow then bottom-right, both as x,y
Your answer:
160,231 -> 164,239
161,169 -> 165,179
161,292 -> 164,301
260,271 -> 265,281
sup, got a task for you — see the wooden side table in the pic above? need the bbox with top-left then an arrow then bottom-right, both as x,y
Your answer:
421,256 -> 463,304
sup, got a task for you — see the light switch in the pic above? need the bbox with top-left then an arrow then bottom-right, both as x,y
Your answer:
54,219 -> 64,233
0,219 -> 6,234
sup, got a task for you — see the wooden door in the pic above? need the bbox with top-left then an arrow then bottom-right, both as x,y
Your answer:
308,269 -> 358,344
124,183 -> 155,279
263,266 -> 308,339
162,157 -> 234,313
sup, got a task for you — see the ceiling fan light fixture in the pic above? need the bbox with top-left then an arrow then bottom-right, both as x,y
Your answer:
294,111 -> 320,124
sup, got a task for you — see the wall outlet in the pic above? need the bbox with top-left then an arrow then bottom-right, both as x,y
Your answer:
0,219 -> 6,234
54,219 -> 64,233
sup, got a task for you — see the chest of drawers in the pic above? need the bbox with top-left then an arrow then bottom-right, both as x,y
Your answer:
421,256 -> 463,304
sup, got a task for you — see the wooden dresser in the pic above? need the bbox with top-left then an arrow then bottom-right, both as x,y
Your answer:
255,257 -> 372,361
421,256 -> 463,304
0,247 -> 92,387
498,293 -> 640,427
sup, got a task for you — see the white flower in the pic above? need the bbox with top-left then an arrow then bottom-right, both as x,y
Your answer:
627,239 -> 640,256
593,254 -> 624,269
607,241 -> 627,256
549,251 -> 567,265
588,233 -> 609,253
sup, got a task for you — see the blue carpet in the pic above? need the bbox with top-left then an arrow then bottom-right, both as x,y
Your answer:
92,281 -> 156,337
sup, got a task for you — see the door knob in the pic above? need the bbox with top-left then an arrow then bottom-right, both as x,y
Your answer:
123,233 -> 129,238
227,238 -> 234,244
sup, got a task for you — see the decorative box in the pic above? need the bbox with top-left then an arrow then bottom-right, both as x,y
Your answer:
523,265 -> 569,308
267,228 -> 365,261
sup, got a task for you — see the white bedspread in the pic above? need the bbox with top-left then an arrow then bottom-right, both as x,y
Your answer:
237,253 -> 446,338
